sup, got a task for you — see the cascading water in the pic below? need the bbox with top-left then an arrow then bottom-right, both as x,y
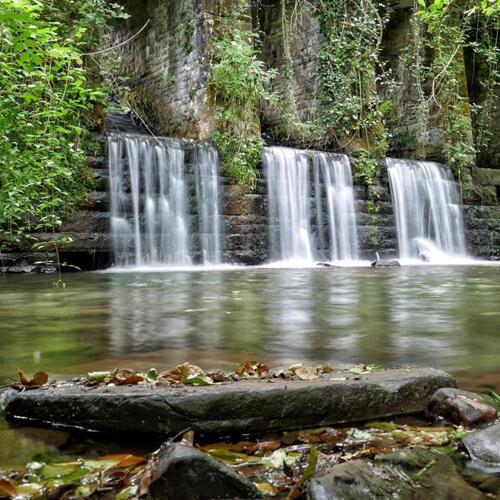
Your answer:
313,152 -> 359,262
387,158 -> 467,261
264,146 -> 359,263
193,145 -> 221,265
108,134 -> 222,267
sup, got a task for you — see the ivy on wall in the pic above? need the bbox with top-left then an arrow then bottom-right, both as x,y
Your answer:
273,0 -> 497,194
208,0 -> 276,188
274,0 -> 394,186
401,0 -> 499,196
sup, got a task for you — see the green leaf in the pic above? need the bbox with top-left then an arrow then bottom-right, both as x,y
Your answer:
87,371 -> 111,382
182,374 -> 213,386
301,446 -> 318,482
146,368 -> 158,381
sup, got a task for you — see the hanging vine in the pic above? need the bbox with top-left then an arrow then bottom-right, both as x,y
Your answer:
403,0 -> 499,196
208,0 -> 276,188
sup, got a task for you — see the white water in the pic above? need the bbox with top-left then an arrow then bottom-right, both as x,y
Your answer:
108,134 -> 222,267
387,158 -> 467,261
264,146 -> 359,263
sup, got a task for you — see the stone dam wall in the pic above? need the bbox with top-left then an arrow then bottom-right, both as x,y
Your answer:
1,125 -> 498,271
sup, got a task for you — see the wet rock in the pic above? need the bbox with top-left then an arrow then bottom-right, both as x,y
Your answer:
371,258 -> 401,267
6,264 -> 38,273
142,443 -> 260,499
477,477 -> 500,495
4,368 -> 455,435
463,423 -> 500,466
38,264 -> 57,274
428,388 -> 498,427
307,448 -> 484,500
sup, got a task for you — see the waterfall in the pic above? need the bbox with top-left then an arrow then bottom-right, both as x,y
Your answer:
264,146 -> 359,262
387,158 -> 466,260
193,145 -> 221,265
108,134 -> 222,267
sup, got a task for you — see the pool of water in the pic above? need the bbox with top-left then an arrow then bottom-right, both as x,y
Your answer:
1,265 -> 499,463
1,265 -> 499,383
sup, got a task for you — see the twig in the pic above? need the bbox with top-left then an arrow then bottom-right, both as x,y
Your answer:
81,19 -> 151,57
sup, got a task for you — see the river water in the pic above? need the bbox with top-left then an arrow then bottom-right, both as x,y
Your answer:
1,265 -> 499,463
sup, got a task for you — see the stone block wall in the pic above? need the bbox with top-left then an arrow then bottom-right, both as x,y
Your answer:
110,0 -> 212,139
258,0 -> 321,137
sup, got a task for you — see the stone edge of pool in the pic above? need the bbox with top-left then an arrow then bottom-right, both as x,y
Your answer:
1,368 -> 456,435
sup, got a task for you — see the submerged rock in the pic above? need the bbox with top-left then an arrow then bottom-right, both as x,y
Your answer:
4,368 -> 455,435
307,448 -> 483,500
463,423 -> 500,466
143,443 -> 260,499
371,259 -> 401,268
427,388 -> 498,427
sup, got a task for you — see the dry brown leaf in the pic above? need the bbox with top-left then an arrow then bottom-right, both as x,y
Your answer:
0,477 -> 17,497
235,360 -> 270,378
18,369 -> 32,385
98,453 -> 147,468
118,374 -> 144,386
32,371 -> 48,386
161,363 -> 204,383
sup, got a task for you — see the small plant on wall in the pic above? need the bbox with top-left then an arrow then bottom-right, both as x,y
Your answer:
208,0 -> 276,188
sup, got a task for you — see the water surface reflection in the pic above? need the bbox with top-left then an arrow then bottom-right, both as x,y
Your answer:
0,266 -> 499,382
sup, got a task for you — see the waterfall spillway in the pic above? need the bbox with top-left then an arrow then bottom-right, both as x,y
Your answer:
265,146 -> 359,263
387,158 -> 466,260
108,134 -> 222,267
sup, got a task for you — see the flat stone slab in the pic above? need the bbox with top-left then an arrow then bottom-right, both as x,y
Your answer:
2,368 -> 455,435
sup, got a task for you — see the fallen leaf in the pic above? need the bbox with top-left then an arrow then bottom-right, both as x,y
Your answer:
73,483 -> 98,498
116,485 -> 138,500
97,454 -> 146,468
18,369 -> 32,386
0,477 -> 17,497
161,363 -> 205,383
117,374 -> 144,386
261,449 -> 298,469
208,449 -> 249,461
347,429 -> 372,440
87,371 -> 111,383
15,483 -> 43,496
255,440 -> 281,453
182,374 -> 213,386
364,422 -> 397,432
301,446 -> 318,481
255,482 -> 277,494
235,360 -> 270,378
288,364 -> 319,381
32,371 -> 48,386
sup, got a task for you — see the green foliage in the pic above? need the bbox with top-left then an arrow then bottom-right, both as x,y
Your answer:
208,0 -> 276,187
316,0 -> 391,155
354,152 -> 380,187
212,132 -> 263,188
0,0 -> 125,241
407,0 -> 499,195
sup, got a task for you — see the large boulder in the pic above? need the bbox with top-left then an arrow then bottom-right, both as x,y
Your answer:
307,448 -> 484,499
142,443 -> 260,499
463,423 -> 500,466
3,368 -> 455,434
427,388 -> 498,427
